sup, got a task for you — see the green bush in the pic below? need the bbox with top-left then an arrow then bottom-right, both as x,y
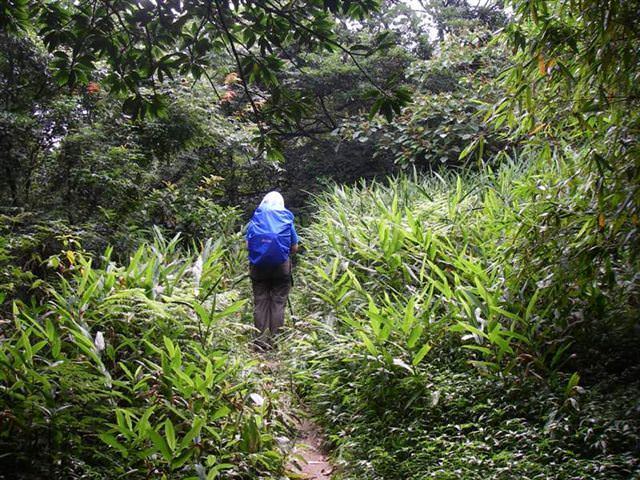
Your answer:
0,230 -> 286,479
287,155 -> 640,479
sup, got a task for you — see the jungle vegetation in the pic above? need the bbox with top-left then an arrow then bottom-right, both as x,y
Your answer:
0,0 -> 638,478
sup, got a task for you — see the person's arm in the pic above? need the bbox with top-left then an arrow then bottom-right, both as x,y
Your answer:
290,223 -> 299,255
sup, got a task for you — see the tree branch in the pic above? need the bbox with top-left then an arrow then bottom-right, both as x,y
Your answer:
212,0 -> 265,134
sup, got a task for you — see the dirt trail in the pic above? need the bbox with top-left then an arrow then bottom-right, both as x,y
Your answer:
258,355 -> 334,479
287,417 -> 333,480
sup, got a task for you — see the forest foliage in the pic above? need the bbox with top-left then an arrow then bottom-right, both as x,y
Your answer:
1,0 -> 639,478
288,161 -> 639,479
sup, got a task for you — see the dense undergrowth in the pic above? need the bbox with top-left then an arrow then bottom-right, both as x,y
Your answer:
0,228 -> 290,479
286,156 -> 640,479
2,0 -> 639,478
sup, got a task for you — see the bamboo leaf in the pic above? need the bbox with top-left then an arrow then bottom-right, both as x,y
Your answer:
412,343 -> 431,366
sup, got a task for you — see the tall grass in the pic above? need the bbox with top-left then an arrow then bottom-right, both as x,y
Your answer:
287,155 -> 640,479
299,157 -> 638,377
0,228 -> 287,479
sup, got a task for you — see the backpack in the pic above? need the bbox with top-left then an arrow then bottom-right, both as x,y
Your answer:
247,207 -> 294,266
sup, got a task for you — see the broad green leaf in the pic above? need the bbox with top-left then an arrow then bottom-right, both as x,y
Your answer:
98,433 -> 129,458
164,419 -> 176,451
412,343 -> 432,366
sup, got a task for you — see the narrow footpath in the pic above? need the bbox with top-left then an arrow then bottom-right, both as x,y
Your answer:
287,417 -> 333,480
257,355 -> 333,480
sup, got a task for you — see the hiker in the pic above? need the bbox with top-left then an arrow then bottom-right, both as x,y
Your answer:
246,191 -> 299,348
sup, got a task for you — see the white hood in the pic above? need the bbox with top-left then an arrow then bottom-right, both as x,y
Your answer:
259,191 -> 285,210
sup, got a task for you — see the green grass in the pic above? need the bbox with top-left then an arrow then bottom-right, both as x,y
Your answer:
2,153 -> 638,479
0,228 -> 289,479
286,155 -> 640,479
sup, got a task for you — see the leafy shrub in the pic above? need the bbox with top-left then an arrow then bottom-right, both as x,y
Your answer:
286,155 -> 640,478
0,230 -> 286,479
290,329 -> 639,479
0,213 -> 108,313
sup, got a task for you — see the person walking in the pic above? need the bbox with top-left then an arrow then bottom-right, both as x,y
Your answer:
246,191 -> 299,349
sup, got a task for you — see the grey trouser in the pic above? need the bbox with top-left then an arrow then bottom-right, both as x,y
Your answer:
250,260 -> 291,340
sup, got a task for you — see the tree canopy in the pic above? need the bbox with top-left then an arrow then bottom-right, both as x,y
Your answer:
3,0 -> 412,132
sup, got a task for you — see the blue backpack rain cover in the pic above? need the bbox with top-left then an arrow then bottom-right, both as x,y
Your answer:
246,206 -> 297,266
